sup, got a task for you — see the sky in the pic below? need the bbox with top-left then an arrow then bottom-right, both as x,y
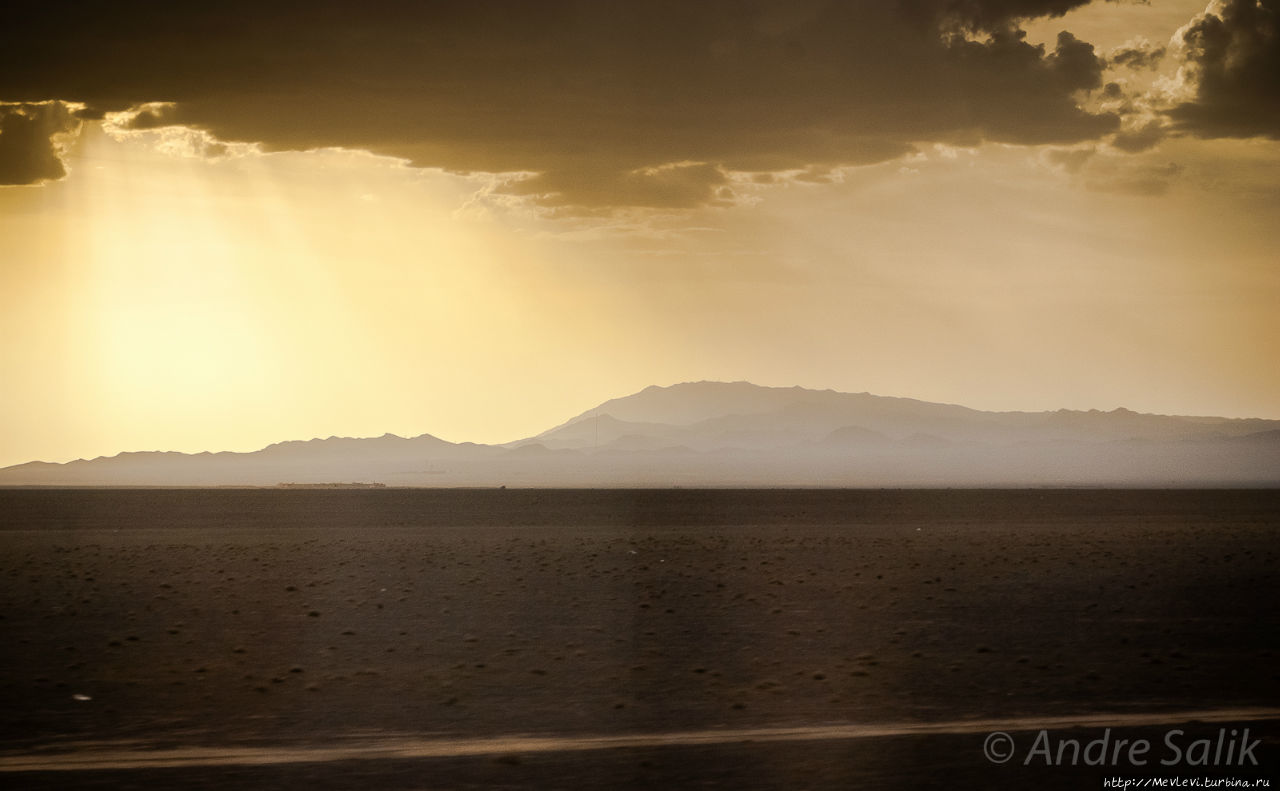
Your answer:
1,0 -> 1278,467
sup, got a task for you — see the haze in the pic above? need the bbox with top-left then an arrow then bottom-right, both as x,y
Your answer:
2,1 -> 1278,469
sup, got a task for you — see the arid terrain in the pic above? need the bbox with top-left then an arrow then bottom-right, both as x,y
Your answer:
1,489 -> 1277,789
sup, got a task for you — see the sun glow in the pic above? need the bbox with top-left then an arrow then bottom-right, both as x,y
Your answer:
70,126 -> 281,426
9,121 -> 643,463
48,123 -> 522,456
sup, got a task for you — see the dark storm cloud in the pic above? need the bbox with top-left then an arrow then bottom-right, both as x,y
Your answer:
938,29 -> 1113,145
1048,31 -> 1108,91
1169,0 -> 1280,139
0,1 -> 1121,206
0,103 -> 80,186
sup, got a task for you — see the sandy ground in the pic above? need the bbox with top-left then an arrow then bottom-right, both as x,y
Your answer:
0,489 -> 1277,788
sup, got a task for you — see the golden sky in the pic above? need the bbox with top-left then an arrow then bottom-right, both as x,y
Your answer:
1,0 -> 1278,466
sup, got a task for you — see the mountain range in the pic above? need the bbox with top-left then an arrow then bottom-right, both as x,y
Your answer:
3,381 -> 1278,487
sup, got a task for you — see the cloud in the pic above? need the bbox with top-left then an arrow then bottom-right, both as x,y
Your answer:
939,29 -> 1115,145
102,107 -> 244,160
1111,119 -> 1166,152
1045,145 -> 1097,172
1049,31 -> 1108,92
904,0 -> 1097,33
117,102 -> 180,131
1108,39 -> 1166,70
508,161 -> 735,211
0,1 -> 1122,206
1168,0 -> 1280,139
1044,144 -> 1185,197
1085,160 -> 1183,195
0,102 -> 80,185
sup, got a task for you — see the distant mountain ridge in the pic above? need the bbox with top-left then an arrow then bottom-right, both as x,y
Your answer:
527,381 -> 1275,451
3,382 -> 1278,487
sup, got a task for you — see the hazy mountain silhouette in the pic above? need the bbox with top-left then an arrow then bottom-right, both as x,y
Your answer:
3,382 -> 1278,487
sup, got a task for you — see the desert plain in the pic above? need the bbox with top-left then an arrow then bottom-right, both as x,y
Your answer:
0,488 -> 1276,789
